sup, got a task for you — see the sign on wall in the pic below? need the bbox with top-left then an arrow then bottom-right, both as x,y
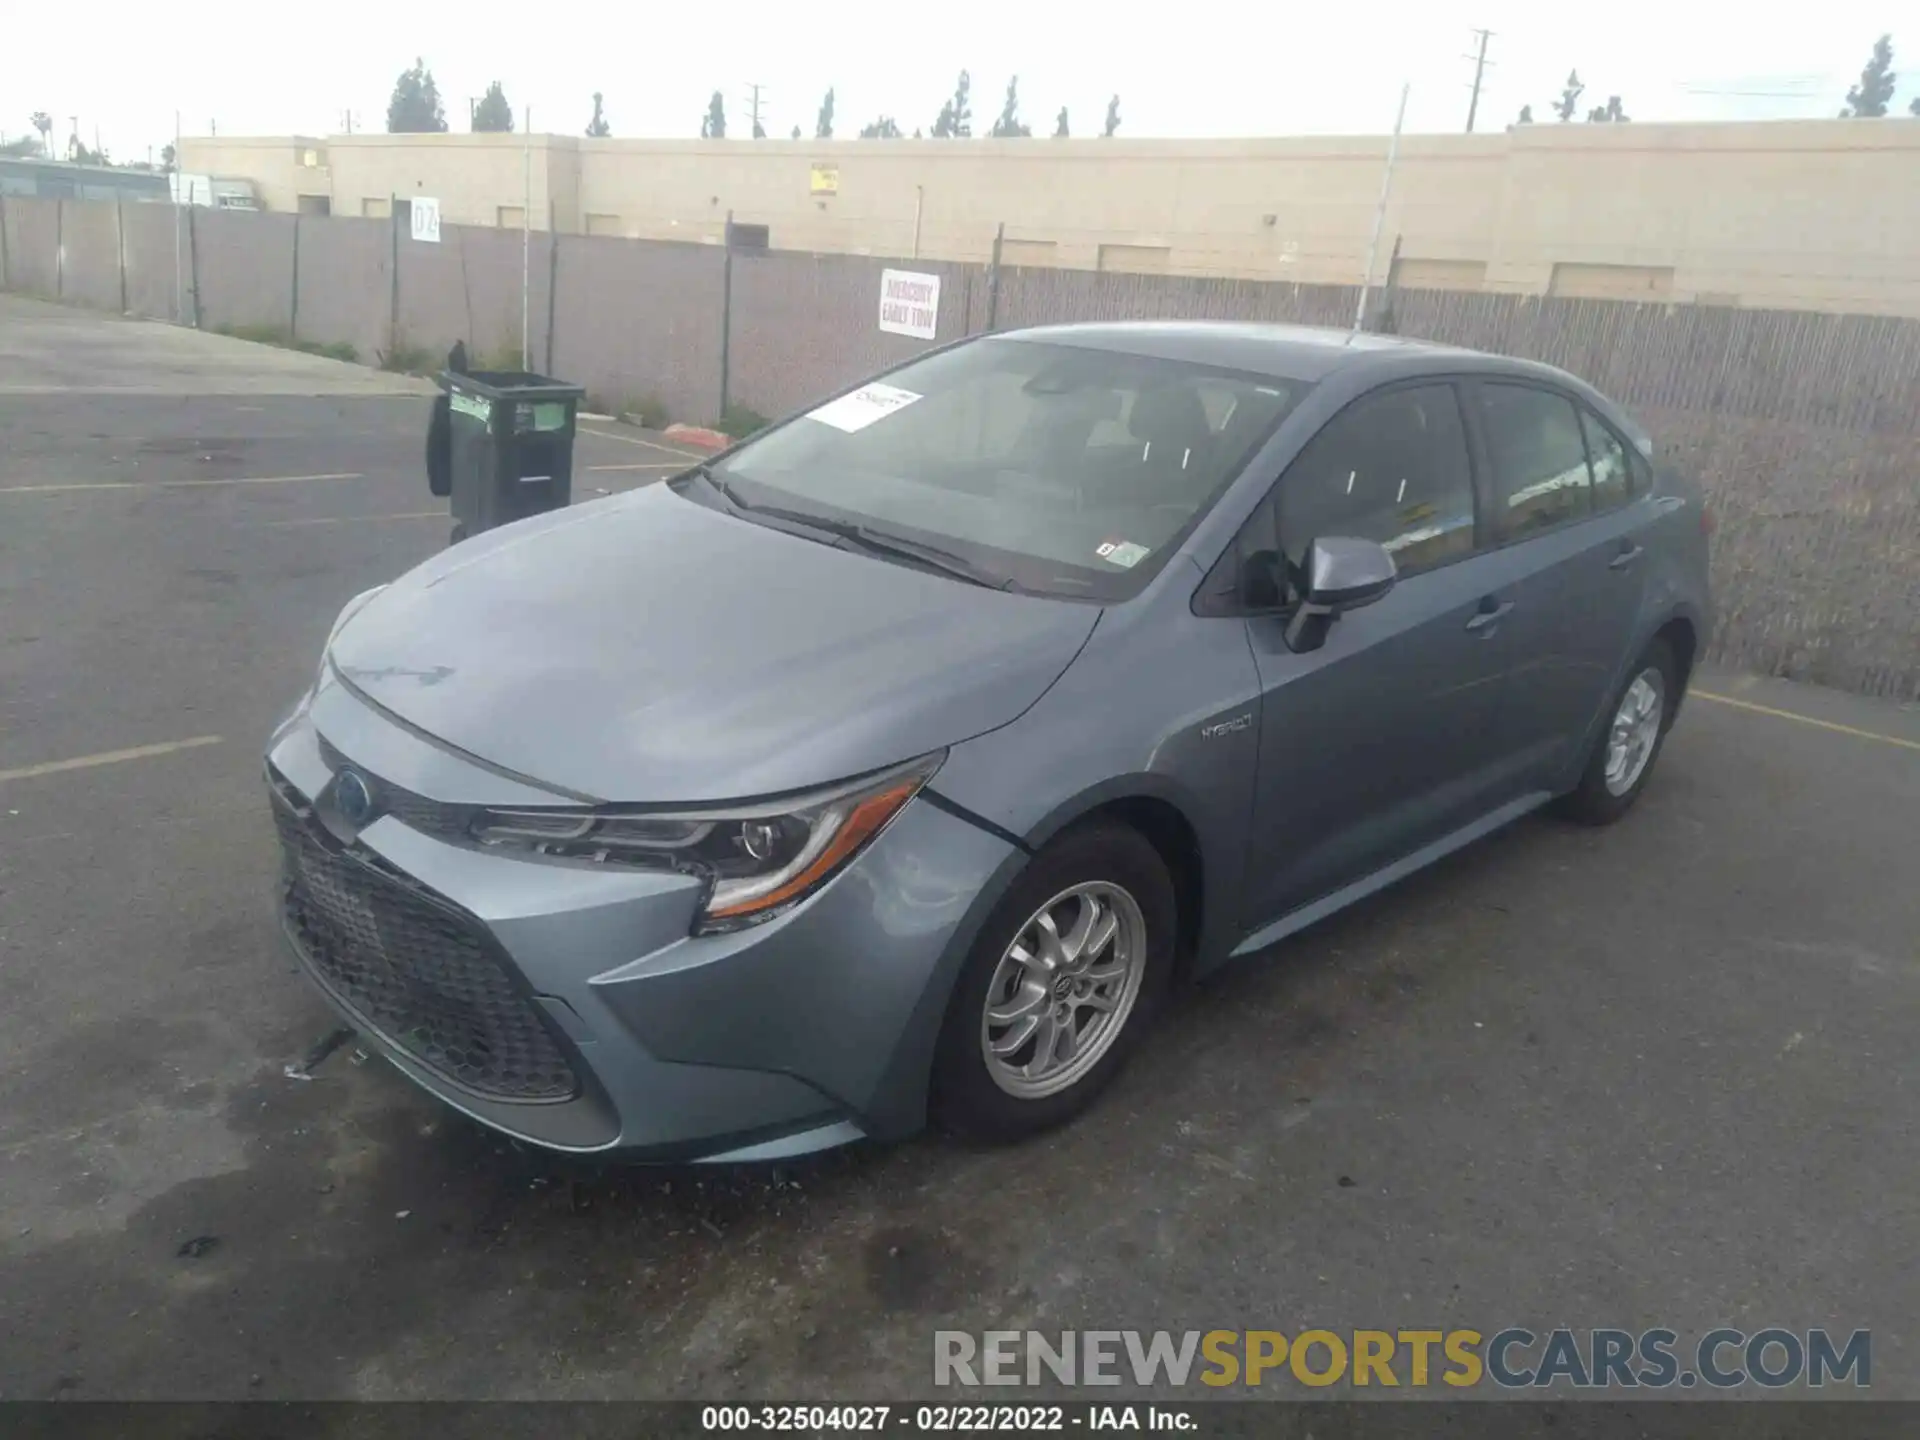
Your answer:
809,164 -> 840,197
410,196 -> 442,244
878,269 -> 940,340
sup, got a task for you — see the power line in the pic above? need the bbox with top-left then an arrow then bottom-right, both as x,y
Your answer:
1464,29 -> 1494,133
744,82 -> 766,138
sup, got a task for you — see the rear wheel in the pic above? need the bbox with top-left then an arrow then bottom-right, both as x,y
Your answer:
1555,638 -> 1677,826
933,823 -> 1174,1143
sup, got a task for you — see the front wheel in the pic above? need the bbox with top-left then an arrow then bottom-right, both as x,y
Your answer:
932,823 -> 1175,1143
1555,637 -> 1678,826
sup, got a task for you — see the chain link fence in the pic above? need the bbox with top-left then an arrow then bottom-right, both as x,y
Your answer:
4,194 -> 1916,699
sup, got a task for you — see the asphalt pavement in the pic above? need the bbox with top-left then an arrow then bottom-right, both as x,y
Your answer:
0,297 -> 1916,1404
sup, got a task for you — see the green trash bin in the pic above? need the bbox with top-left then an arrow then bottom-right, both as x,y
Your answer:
441,369 -> 585,543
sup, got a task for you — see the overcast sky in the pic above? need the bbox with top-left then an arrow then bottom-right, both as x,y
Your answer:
3,1 -> 1912,161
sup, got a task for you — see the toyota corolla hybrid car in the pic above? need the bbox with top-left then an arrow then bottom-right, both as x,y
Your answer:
264,321 -> 1712,1161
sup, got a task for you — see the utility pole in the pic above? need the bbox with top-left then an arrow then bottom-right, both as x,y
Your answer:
1464,28 -> 1493,133
745,83 -> 765,138
1355,83 -> 1410,334
521,106 -> 532,368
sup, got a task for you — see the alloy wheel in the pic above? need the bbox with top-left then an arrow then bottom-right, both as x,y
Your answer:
980,881 -> 1148,1100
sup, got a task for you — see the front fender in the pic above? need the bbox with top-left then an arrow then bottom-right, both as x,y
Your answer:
927,598 -> 1265,978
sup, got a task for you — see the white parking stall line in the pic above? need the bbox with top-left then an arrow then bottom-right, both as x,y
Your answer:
0,472 -> 364,495
0,735 -> 225,786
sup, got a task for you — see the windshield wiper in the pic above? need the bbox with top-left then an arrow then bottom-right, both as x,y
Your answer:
688,468 -> 1018,591
684,462 -> 748,511
776,510 -> 1015,590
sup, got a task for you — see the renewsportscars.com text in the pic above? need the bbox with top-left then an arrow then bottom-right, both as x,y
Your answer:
934,1328 -> 1870,1390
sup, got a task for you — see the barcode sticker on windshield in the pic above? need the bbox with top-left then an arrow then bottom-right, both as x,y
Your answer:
1096,539 -> 1151,569
806,383 -> 923,433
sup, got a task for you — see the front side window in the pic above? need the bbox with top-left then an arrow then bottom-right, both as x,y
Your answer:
702,338 -> 1307,600
1478,383 -> 1593,538
1271,383 -> 1478,580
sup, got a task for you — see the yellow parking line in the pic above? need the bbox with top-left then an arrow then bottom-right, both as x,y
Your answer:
0,472 -> 363,495
1693,690 -> 1920,753
0,735 -> 224,785
586,462 -> 685,472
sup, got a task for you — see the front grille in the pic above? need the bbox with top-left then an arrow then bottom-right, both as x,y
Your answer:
315,735 -> 469,839
272,797 -> 579,1103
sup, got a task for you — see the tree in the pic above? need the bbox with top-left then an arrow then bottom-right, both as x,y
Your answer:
1586,95 -> 1629,123
791,124 -> 802,139
472,81 -> 514,132
31,111 -> 52,157
1555,71 -> 1584,121
989,75 -> 1030,136
1840,34 -> 1896,116
1516,104 -> 1534,124
816,87 -> 835,139
932,70 -> 972,137
701,91 -> 727,138
69,138 -> 109,164
1102,95 -> 1121,136
387,58 -> 448,133
586,92 -> 611,137
1,135 -> 41,158
859,115 -> 902,138
1912,96 -> 1920,115
161,141 -> 176,172
1054,107 -> 1069,137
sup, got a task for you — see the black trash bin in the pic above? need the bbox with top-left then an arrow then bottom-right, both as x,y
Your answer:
440,369 -> 585,543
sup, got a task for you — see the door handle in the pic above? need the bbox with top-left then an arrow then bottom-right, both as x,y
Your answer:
1465,599 -> 1514,633
1609,542 -> 1645,571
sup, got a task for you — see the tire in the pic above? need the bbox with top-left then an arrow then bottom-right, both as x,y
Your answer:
932,822 -> 1176,1143
1554,637 -> 1678,826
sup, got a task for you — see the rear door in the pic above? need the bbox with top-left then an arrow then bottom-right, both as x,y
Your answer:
1228,381 -> 1529,931
1464,379 -> 1654,788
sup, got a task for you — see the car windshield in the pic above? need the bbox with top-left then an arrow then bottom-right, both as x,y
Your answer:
702,337 -> 1308,600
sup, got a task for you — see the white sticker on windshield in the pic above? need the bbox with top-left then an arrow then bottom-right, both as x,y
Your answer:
1095,539 -> 1151,569
805,383 -> 923,433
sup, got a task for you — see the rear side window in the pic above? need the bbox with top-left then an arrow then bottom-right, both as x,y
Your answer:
1580,407 -> 1634,514
1477,383 -> 1592,538
1273,383 -> 1477,578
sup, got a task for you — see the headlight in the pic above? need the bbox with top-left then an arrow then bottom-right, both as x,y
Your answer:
469,753 -> 943,933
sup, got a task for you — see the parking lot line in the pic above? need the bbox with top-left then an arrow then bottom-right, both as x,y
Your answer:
577,426 -> 701,459
0,735 -> 224,785
255,511 -> 445,529
0,472 -> 363,495
1693,689 -> 1920,753
586,462 -> 685,472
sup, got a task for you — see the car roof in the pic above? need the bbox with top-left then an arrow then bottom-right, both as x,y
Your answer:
1000,319 -> 1559,387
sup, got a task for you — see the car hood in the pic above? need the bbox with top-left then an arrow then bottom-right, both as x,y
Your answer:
327,485 -> 1101,802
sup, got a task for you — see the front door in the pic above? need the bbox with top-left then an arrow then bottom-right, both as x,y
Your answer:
1234,381 -> 1528,933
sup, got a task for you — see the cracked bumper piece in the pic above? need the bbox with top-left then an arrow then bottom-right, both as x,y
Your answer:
264,683 -> 1016,1160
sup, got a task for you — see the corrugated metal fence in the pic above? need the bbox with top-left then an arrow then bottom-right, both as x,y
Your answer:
4,195 -> 1917,699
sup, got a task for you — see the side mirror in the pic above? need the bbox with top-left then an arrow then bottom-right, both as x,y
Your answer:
1283,536 -> 1397,653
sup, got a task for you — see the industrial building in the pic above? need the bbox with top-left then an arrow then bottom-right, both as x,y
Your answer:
174,118 -> 1920,317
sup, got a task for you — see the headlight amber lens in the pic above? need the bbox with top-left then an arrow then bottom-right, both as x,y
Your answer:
467,755 -> 942,932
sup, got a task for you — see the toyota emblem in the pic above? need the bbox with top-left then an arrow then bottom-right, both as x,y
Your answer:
334,768 -> 377,828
